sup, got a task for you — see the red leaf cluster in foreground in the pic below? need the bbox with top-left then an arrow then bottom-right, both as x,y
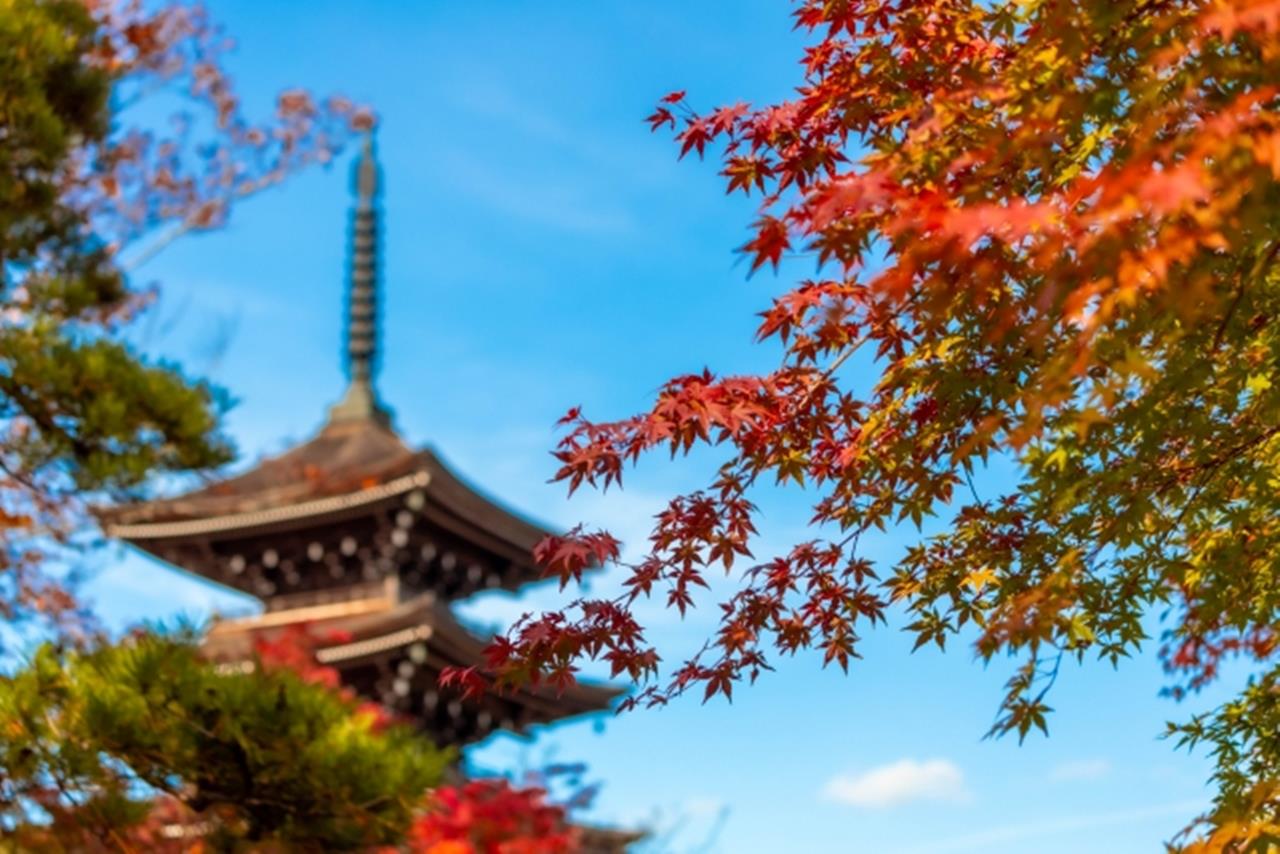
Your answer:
408,780 -> 579,854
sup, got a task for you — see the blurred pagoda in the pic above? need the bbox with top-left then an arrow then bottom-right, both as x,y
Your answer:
99,132 -> 622,749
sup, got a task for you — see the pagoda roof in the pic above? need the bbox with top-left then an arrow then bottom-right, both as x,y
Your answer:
98,416 -> 551,567
203,589 -> 623,735
104,417 -> 418,529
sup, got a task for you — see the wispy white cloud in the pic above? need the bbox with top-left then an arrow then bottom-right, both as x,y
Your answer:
438,74 -> 671,175
682,795 -> 728,819
897,799 -> 1205,854
1049,758 -> 1111,783
443,80 -> 576,148
434,151 -> 636,237
822,759 -> 970,809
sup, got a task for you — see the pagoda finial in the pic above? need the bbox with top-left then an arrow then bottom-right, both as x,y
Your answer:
330,129 -> 390,427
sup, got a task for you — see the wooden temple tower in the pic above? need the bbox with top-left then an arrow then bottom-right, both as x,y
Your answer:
99,134 -> 623,752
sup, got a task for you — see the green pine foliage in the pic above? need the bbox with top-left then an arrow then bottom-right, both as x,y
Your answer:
0,0 -> 234,640
0,0 -> 231,496
0,632 -> 450,850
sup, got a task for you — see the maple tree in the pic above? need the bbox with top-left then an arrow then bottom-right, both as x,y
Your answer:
0,0 -> 368,644
451,0 -> 1280,847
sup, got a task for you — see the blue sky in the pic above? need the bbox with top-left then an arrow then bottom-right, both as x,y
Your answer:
85,2 -> 1241,851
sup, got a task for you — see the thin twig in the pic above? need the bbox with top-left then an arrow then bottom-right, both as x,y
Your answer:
1211,237 -> 1280,354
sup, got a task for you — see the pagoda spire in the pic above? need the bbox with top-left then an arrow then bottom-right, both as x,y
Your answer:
330,130 -> 390,426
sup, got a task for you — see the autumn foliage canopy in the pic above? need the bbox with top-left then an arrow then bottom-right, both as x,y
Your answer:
451,0 -> 1280,846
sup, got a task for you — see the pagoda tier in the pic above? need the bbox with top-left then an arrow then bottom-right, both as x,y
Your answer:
201,587 -> 620,747
96,418 -> 624,741
100,417 -> 556,608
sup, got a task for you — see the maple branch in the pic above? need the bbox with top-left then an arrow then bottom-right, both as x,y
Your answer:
1143,420 -> 1280,565
1080,418 -> 1280,573
0,454 -> 48,498
1033,648 -> 1066,706
1153,478 -> 1210,562
687,803 -> 731,854
964,468 -> 983,505
119,171 -> 293,273
788,339 -> 862,411
821,343 -> 857,381
120,221 -> 192,273
1177,422 -> 1280,480
1211,237 -> 1280,355
836,525 -> 862,554
1101,0 -> 1183,50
